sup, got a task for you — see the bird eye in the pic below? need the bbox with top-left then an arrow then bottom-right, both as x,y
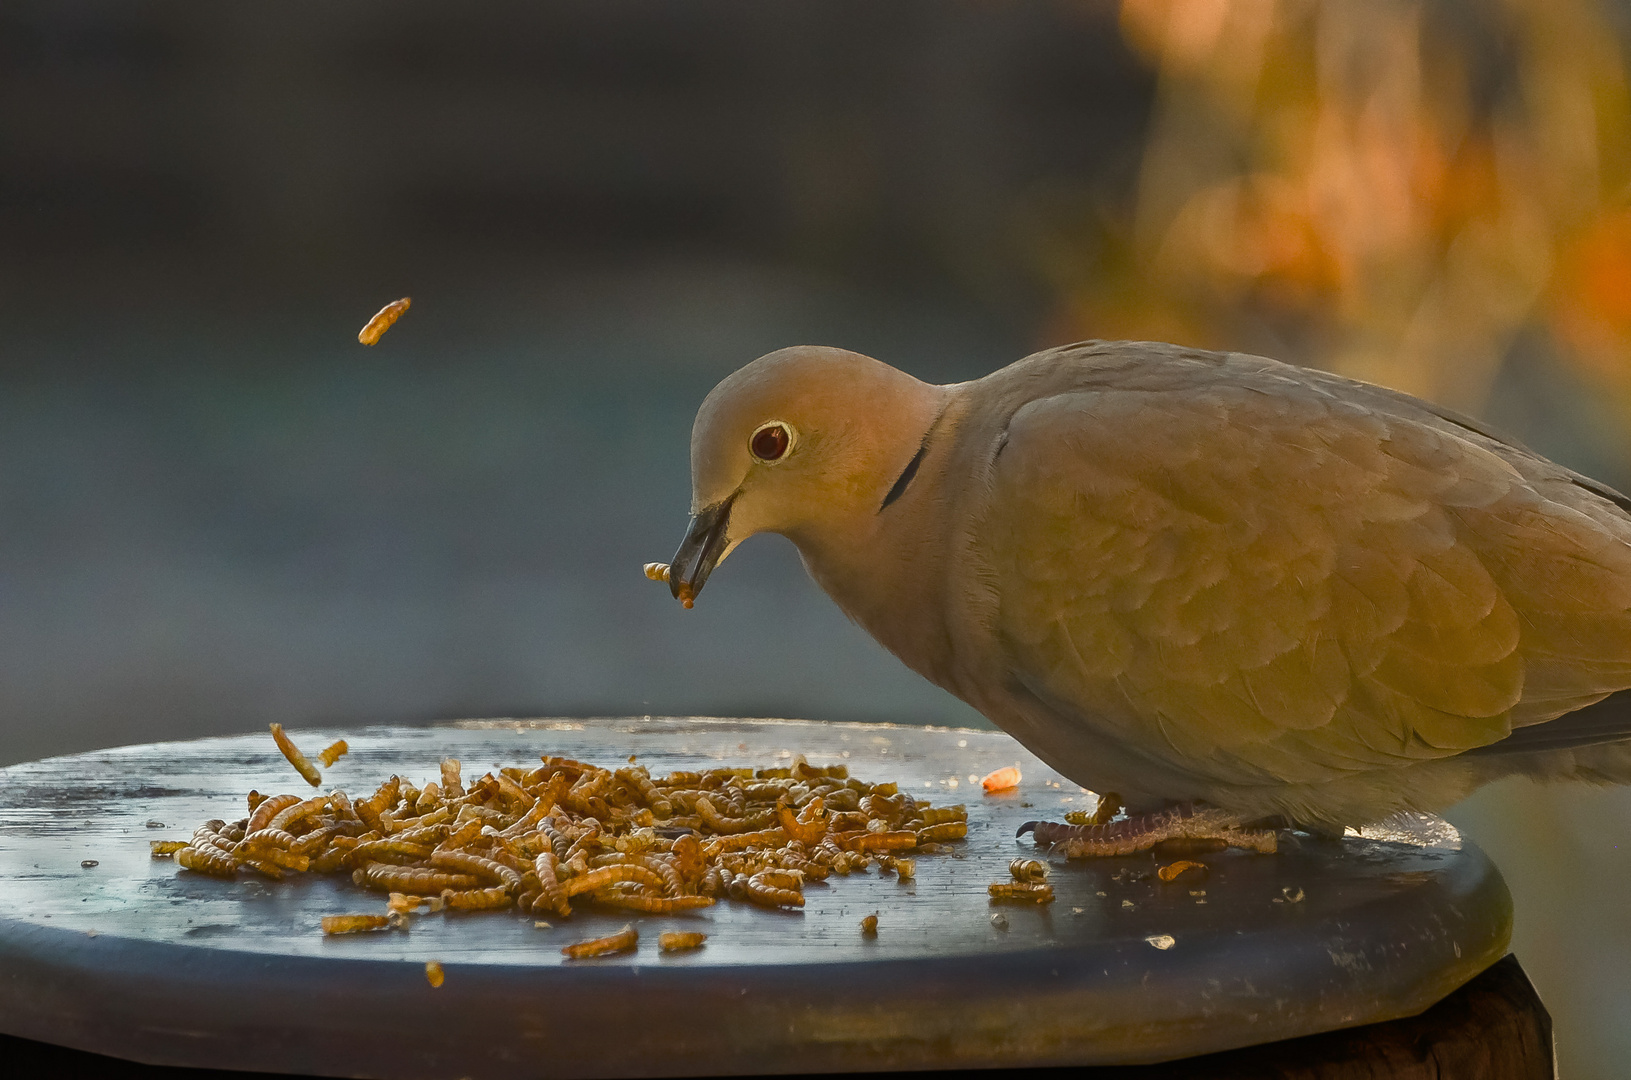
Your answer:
750,422 -> 792,463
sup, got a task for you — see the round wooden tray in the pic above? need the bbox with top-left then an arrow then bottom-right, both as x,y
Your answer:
0,717 -> 1512,1078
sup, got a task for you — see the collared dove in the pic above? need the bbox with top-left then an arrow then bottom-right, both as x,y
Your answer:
656,341 -> 1631,850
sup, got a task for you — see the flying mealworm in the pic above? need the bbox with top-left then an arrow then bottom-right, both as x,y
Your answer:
358,297 -> 411,345
270,724 -> 323,787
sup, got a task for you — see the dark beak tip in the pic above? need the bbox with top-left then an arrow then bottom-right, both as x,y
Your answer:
669,498 -> 733,606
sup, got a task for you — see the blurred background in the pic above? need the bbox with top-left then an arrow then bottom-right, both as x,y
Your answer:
3,0 -> 1630,1073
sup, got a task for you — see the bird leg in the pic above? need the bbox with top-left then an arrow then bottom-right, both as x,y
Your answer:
1018,802 -> 1278,857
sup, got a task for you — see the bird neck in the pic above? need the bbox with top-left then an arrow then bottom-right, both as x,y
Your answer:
787,387 -> 974,694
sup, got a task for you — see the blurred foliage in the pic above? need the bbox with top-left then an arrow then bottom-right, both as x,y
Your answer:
1036,0 -> 1631,416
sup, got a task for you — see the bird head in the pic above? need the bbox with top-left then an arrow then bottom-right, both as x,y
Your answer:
666,345 -> 942,607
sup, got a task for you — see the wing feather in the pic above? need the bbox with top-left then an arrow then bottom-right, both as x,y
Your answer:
980,349 -> 1631,786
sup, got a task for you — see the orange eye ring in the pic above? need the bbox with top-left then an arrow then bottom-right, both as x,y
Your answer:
749,422 -> 793,463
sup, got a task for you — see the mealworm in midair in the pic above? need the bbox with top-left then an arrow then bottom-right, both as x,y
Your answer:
358,298 -> 411,345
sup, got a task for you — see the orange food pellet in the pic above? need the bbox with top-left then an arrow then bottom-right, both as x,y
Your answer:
1157,859 -> 1208,883
981,766 -> 1022,793
424,961 -> 445,987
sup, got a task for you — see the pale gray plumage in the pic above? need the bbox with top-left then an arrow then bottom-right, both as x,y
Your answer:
667,341 -> 1631,829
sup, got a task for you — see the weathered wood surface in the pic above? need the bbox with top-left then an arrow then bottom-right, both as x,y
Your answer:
0,717 -> 1514,1078
0,954 -> 1553,1079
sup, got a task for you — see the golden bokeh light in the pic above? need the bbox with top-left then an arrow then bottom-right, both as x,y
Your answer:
1046,0 -> 1631,417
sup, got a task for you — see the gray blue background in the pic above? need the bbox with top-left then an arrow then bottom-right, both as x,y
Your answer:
3,4 -> 1629,1075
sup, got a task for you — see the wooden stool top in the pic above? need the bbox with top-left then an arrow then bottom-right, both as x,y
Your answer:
0,717 -> 1514,1076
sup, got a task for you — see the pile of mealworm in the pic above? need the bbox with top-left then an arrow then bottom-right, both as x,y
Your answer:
156,733 -> 969,935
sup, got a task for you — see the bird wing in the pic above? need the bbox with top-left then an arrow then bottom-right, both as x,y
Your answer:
978,348 -> 1631,786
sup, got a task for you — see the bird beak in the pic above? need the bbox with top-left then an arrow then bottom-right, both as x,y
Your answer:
669,497 -> 733,608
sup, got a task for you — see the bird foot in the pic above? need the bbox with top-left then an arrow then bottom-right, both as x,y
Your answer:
1017,803 -> 1278,858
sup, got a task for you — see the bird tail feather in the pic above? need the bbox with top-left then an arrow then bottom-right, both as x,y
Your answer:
1467,689 -> 1631,756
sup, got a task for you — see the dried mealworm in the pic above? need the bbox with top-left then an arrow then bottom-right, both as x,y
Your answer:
562,863 -> 668,898
1010,858 -> 1048,883
177,844 -> 239,877
150,840 -> 190,857
860,913 -> 879,935
387,822 -> 450,847
350,839 -> 434,866
643,562 -> 671,583
242,827 -> 301,852
322,914 -> 389,934
988,882 -> 1054,903
191,820 -> 237,853
356,863 -> 479,894
917,822 -> 967,843
776,799 -> 828,846
842,830 -> 918,853
616,767 -> 673,819
592,891 -> 714,914
497,795 -> 550,840
440,758 -> 463,798
424,960 -> 445,987
317,740 -> 349,768
270,724 -> 323,788
695,796 -> 775,835
248,845 -> 310,872
703,827 -> 787,855
562,924 -> 638,959
246,793 -> 302,836
428,849 -> 522,892
635,855 -> 684,897
658,931 -> 707,951
358,297 -> 410,346
918,805 -> 967,826
742,870 -> 804,908
442,886 -> 513,911
354,777 -> 398,834
269,795 -> 330,834
532,852 -> 568,916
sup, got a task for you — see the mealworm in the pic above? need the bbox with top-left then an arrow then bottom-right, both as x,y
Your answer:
356,863 -> 479,894
1010,858 -> 1048,883
562,924 -> 637,959
988,882 -> 1054,903
358,298 -> 410,346
270,724 -> 323,787
429,849 -> 522,892
658,931 -> 707,951
442,886 -> 513,911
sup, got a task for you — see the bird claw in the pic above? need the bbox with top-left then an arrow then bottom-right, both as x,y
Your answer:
1022,803 -> 1278,857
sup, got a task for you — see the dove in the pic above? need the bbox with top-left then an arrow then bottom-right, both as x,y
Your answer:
657,341 -> 1631,851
